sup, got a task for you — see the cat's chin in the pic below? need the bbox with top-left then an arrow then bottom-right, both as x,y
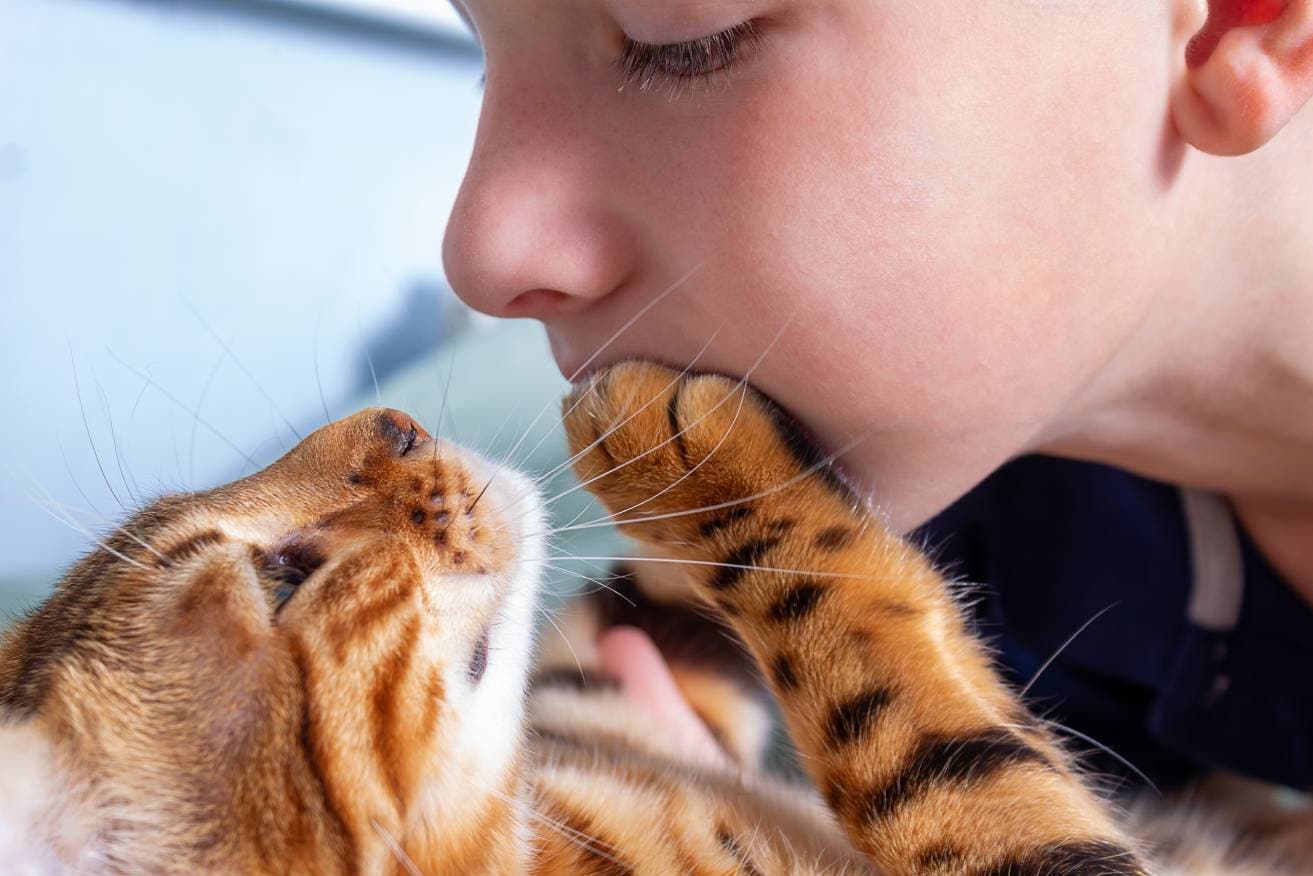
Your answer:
0,722 -> 89,874
446,454 -> 546,784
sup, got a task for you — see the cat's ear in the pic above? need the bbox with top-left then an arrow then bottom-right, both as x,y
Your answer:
0,722 -> 69,874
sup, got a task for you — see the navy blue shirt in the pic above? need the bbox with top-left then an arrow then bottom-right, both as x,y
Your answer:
918,456 -> 1313,792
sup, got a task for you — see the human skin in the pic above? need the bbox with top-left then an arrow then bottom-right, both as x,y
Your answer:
443,0 -> 1313,601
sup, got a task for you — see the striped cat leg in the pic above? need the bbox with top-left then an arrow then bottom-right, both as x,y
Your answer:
564,362 -> 1150,876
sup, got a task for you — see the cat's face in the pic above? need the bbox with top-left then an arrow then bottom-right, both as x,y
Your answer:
0,408 -> 544,872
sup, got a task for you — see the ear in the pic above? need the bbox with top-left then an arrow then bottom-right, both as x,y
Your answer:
0,722 -> 68,873
1172,0 -> 1313,155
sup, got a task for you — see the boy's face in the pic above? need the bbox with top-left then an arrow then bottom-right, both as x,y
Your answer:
444,0 -> 1185,527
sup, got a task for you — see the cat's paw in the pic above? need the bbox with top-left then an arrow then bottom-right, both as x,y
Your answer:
563,361 -> 847,544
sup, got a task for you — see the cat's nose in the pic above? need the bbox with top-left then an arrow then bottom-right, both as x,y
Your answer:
374,409 -> 432,457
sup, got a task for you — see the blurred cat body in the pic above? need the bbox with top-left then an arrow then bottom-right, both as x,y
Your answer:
0,367 -> 1306,874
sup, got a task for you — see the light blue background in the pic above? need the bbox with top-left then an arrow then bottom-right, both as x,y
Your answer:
0,0 -> 506,602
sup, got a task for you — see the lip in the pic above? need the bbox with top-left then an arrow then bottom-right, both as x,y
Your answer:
544,327 -> 606,386
556,353 -> 610,387
553,341 -> 653,387
550,343 -> 586,385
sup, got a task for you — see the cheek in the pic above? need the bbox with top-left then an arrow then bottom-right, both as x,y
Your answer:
647,8 -> 1167,432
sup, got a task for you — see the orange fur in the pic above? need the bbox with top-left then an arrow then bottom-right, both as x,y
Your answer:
0,368 -> 1307,874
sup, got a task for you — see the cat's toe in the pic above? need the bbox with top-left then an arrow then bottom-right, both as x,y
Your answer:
563,361 -> 839,541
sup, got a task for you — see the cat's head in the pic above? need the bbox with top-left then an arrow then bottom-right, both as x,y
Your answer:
0,408 -> 544,873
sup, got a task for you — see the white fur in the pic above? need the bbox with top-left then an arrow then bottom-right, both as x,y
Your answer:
0,722 -> 67,874
411,451 -> 546,831
455,455 -> 545,782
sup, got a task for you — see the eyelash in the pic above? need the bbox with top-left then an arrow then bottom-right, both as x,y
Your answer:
616,20 -> 762,95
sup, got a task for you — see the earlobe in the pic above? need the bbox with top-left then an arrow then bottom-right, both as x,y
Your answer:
1172,0 -> 1313,155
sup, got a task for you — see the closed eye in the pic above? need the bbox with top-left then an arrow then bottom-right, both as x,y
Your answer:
257,542 -> 326,611
616,20 -> 762,95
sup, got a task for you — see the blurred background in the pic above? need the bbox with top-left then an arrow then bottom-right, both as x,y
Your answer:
0,0 -> 618,618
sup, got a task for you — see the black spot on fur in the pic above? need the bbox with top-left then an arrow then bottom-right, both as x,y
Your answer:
758,393 -> 858,502
590,418 -> 619,471
158,529 -> 226,567
767,580 -> 827,623
969,840 -> 1147,876
823,776 -> 848,812
770,654 -> 799,691
860,728 -> 1051,823
710,537 -> 781,591
826,688 -> 893,747
541,796 -> 635,876
666,382 -> 690,465
697,505 -> 754,538
814,525 -> 857,551
917,844 -> 964,871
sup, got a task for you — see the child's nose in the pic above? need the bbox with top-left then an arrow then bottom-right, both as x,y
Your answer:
441,103 -> 637,321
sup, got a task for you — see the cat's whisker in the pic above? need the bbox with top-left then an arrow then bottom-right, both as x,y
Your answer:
189,351 -> 229,485
1029,719 -> 1159,796
540,561 -> 603,584
23,473 -> 164,563
57,441 -> 107,521
529,320 -> 771,511
534,376 -> 744,514
187,300 -> 304,443
94,377 -> 143,508
313,310 -> 331,427
554,503 -> 595,534
30,501 -> 150,572
475,406 -> 521,469
546,554 -> 897,584
369,819 -> 424,876
431,350 -> 457,488
469,262 -> 704,513
525,431 -> 872,538
434,349 -> 458,442
33,492 -> 170,567
536,607 -> 587,678
1020,602 -> 1121,699
128,363 -> 155,421
108,350 -> 262,472
548,548 -> 617,580
524,325 -> 725,493
607,380 -> 749,518
498,316 -> 795,532
540,562 -> 636,607
69,343 -> 127,512
355,302 -> 384,410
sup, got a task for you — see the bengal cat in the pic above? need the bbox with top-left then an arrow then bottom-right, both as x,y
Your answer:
0,361 -> 1305,874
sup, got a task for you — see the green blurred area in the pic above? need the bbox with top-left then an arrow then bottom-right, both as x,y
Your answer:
0,574 -> 54,624
1,318 -> 625,625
